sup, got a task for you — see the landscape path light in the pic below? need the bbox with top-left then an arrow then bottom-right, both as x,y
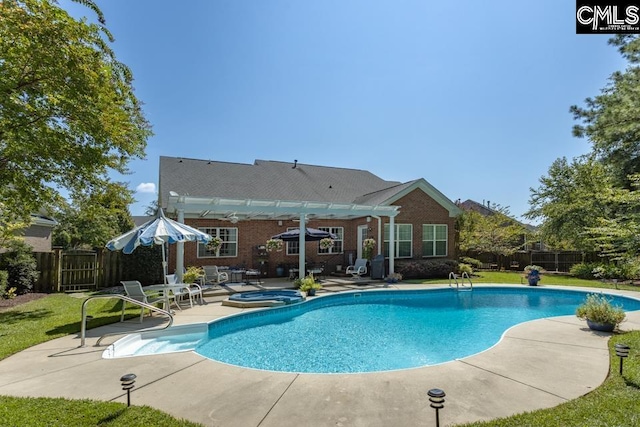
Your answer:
427,388 -> 446,427
120,373 -> 136,407
615,343 -> 630,375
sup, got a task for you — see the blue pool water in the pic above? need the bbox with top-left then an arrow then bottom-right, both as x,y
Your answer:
195,287 -> 640,373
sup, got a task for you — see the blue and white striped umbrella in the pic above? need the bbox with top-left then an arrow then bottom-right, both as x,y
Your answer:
106,209 -> 211,253
106,209 -> 211,281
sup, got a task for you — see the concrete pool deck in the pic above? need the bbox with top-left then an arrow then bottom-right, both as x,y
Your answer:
0,282 -> 639,426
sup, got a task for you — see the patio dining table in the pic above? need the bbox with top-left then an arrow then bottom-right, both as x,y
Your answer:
146,284 -> 185,311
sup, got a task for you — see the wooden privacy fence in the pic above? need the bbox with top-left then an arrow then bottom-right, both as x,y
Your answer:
33,249 -> 125,293
468,251 -> 599,273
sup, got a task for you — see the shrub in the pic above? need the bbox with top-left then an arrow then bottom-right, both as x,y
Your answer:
570,262 -> 599,279
396,259 -> 458,279
592,264 -> 620,281
617,258 -> 640,281
0,240 -> 39,294
575,293 -> 626,326
121,245 -> 164,285
0,270 -> 12,299
459,257 -> 482,269
458,263 -> 473,275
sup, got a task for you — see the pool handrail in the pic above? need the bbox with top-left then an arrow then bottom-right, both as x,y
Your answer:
449,271 -> 473,291
80,294 -> 173,348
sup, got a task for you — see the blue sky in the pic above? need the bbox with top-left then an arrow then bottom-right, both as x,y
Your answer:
62,0 -> 627,221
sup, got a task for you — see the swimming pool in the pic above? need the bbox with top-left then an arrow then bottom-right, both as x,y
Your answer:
104,287 -> 640,373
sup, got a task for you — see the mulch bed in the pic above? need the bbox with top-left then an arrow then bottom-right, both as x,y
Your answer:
0,293 -> 49,311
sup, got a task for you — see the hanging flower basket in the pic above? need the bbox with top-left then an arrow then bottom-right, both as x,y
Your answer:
319,238 -> 334,250
206,236 -> 223,252
266,238 -> 284,252
363,238 -> 376,260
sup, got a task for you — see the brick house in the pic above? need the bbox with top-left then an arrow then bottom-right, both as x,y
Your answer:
159,156 -> 461,277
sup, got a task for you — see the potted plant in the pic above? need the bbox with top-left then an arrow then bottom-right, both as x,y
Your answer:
575,293 -> 626,332
183,266 -> 204,284
385,272 -> 403,285
523,265 -> 543,286
297,274 -> 321,296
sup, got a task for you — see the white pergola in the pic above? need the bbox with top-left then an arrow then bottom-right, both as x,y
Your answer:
166,191 -> 400,279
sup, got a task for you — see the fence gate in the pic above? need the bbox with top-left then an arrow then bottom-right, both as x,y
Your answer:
60,251 -> 97,292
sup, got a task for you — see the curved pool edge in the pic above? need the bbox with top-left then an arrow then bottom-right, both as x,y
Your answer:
103,285 -> 640,363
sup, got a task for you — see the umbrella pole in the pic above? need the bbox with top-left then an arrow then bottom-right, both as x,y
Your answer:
162,242 -> 168,284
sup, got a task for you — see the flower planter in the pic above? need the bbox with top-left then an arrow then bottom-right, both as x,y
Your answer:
586,319 -> 616,332
528,278 -> 539,286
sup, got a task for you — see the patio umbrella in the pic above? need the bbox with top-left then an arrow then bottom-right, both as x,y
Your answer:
271,227 -> 337,242
106,209 -> 211,283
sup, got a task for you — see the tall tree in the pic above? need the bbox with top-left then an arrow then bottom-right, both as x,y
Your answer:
0,0 -> 151,220
530,35 -> 640,260
584,174 -> 640,259
526,157 -> 618,252
458,206 -> 528,260
52,181 -> 135,249
571,35 -> 640,188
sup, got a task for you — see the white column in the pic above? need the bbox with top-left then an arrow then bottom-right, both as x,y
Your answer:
298,214 -> 306,278
377,217 -> 382,255
176,209 -> 185,282
389,215 -> 395,274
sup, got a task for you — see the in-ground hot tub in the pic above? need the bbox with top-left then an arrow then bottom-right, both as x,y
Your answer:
222,289 -> 305,308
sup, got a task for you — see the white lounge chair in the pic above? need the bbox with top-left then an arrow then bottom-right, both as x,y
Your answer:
165,274 -> 203,308
120,281 -> 166,323
346,258 -> 368,279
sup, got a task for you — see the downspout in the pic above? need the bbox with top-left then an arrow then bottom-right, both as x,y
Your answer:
372,215 -> 382,256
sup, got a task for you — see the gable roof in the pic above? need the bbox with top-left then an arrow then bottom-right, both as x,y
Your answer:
159,156 -> 459,220
159,157 -> 400,207
355,179 -> 461,217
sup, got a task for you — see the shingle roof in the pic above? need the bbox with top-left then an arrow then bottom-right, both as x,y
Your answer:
159,156 -> 401,208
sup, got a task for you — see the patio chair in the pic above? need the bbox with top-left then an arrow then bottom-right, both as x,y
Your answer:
120,281 -> 166,323
202,265 -> 229,286
165,274 -> 203,308
346,258 -> 367,279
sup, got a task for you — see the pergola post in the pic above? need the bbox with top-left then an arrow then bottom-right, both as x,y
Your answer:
389,215 -> 395,274
298,214 -> 306,278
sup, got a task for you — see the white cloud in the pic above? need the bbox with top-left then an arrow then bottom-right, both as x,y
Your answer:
136,182 -> 156,194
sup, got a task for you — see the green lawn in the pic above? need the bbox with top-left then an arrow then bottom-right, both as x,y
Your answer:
0,293 -> 148,360
417,270 -> 640,291
0,279 -> 639,426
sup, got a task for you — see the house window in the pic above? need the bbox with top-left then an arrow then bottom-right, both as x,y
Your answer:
198,227 -> 238,258
423,224 -> 447,257
286,227 -> 299,255
383,224 -> 412,258
318,227 -> 343,254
